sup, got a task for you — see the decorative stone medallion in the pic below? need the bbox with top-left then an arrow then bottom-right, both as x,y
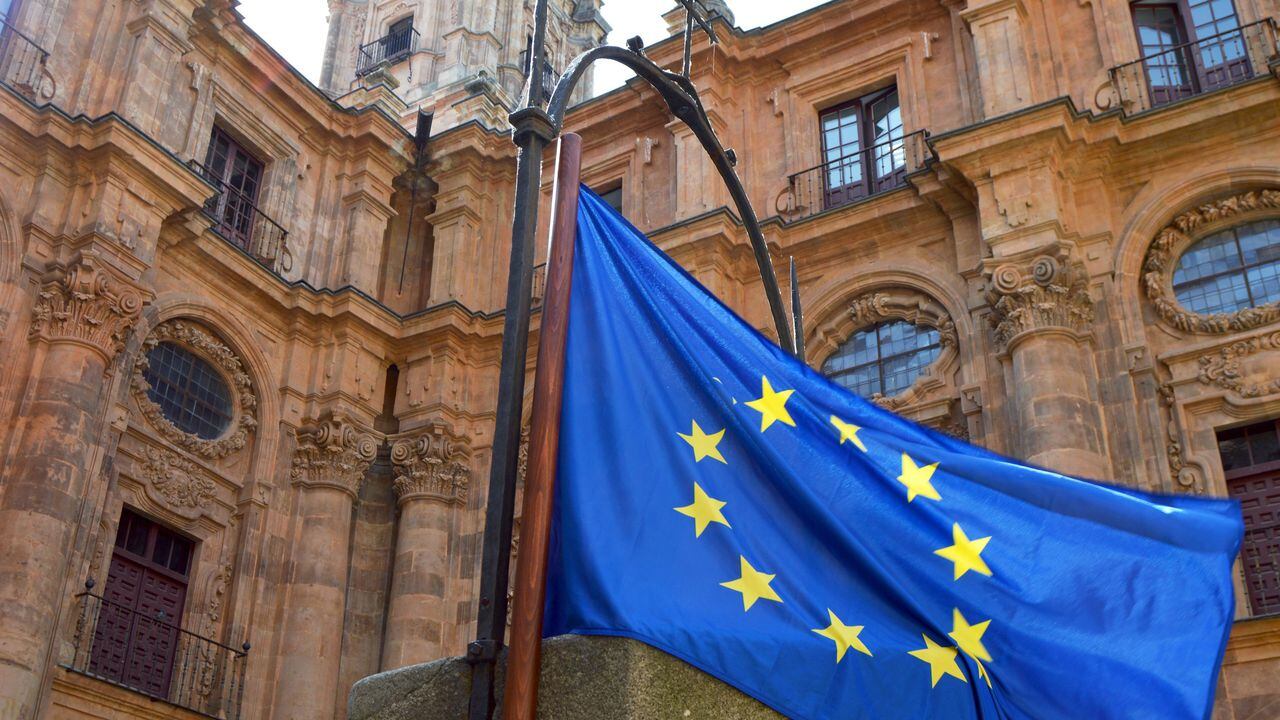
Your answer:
140,445 -> 217,519
1141,189 -> 1280,334
131,320 -> 257,459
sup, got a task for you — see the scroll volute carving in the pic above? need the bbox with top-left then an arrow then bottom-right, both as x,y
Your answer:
29,252 -> 144,360
389,422 -> 472,506
290,413 -> 379,497
983,246 -> 1094,349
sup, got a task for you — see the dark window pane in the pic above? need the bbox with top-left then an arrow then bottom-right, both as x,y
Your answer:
152,533 -> 173,567
1248,426 -> 1280,465
822,319 -> 942,400
1175,220 -> 1280,315
598,185 -> 623,213
124,518 -> 149,557
143,341 -> 234,440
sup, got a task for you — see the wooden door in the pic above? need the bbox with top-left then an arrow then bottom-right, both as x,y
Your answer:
819,100 -> 866,209
868,89 -> 905,194
1132,1 -> 1197,105
89,510 -> 193,699
1183,0 -> 1250,90
1219,419 -> 1280,616
204,127 -> 264,250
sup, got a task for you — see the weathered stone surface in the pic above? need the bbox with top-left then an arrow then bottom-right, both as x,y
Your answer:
349,635 -> 782,720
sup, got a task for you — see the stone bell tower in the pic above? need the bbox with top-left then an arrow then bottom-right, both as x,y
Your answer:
320,0 -> 609,131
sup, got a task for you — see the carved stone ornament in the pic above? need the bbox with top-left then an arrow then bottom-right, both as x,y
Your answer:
1141,189 -> 1280,334
29,252 -> 144,359
815,287 -> 959,410
390,422 -> 472,506
290,413 -> 378,497
140,446 -> 217,519
983,247 -> 1094,348
131,321 -> 258,459
1196,330 -> 1280,399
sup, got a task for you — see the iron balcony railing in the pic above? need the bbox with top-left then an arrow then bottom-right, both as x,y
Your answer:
1109,18 -> 1280,115
64,582 -> 250,719
518,50 -> 557,100
779,129 -> 932,223
189,161 -> 293,275
0,15 -> 53,101
357,26 -> 419,76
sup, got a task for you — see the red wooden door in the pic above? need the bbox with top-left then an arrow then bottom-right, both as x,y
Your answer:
1219,419 -> 1280,616
89,510 -> 192,699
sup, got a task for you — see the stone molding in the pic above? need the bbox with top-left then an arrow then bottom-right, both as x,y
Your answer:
983,247 -> 1094,348
1141,189 -> 1280,334
29,253 -> 144,360
132,320 -> 258,459
813,286 -> 959,410
139,445 -> 217,519
290,413 -> 379,497
390,422 -> 472,506
1196,330 -> 1280,399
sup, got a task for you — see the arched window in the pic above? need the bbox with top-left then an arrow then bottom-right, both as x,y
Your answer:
143,341 -> 234,440
821,320 -> 942,399
1173,219 -> 1280,315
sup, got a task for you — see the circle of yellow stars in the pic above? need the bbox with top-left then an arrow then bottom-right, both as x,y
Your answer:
671,374 -> 998,691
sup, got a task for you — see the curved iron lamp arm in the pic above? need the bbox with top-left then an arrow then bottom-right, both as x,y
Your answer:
468,17 -> 796,720
545,45 -> 794,352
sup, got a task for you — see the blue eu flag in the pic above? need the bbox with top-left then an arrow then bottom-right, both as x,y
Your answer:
544,187 -> 1243,719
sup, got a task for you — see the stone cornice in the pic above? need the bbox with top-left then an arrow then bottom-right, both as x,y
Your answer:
1141,189 -> 1280,335
290,413 -> 379,497
983,244 -> 1094,349
29,251 -> 145,361
390,422 -> 472,506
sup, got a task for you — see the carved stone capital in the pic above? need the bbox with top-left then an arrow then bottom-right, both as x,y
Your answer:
983,247 -> 1094,348
29,252 -> 144,361
1142,189 -> 1280,334
290,413 -> 378,497
390,422 -> 472,506
132,320 -> 257,459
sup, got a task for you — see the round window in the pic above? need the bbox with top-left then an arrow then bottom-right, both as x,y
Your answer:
1172,218 -> 1280,315
143,341 -> 234,440
821,320 -> 942,399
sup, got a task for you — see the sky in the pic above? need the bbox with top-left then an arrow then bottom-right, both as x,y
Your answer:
238,0 -> 829,96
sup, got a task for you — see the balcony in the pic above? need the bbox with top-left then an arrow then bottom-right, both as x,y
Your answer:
189,161 -> 293,275
357,26 -> 419,76
0,15 -> 53,101
779,130 -> 932,223
63,583 -> 250,719
518,50 -> 557,99
1109,19 -> 1280,115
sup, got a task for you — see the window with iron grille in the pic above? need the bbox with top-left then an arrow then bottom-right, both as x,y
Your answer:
818,86 -> 905,209
1218,419 -> 1280,616
820,320 -> 941,399
89,509 -> 194,698
1172,218 -> 1280,315
143,341 -> 234,440
203,126 -> 265,250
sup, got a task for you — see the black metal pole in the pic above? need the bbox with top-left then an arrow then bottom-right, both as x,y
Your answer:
465,2 -> 553,718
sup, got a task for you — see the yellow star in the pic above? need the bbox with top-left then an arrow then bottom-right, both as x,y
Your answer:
949,608 -> 994,688
812,609 -> 872,662
830,416 -> 867,452
745,376 -> 796,432
908,634 -> 967,687
678,420 -> 727,464
897,454 -> 941,503
720,555 -> 783,611
934,523 -> 993,581
674,483 -> 730,537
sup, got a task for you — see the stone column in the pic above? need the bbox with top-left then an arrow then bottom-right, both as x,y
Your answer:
273,413 -> 376,720
984,247 -> 1108,478
381,423 -> 472,670
0,255 -> 143,717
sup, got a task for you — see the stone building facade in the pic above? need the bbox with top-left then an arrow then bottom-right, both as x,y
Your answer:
0,0 -> 1277,718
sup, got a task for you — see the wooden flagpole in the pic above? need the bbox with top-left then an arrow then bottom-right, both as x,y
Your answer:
502,132 -> 583,720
